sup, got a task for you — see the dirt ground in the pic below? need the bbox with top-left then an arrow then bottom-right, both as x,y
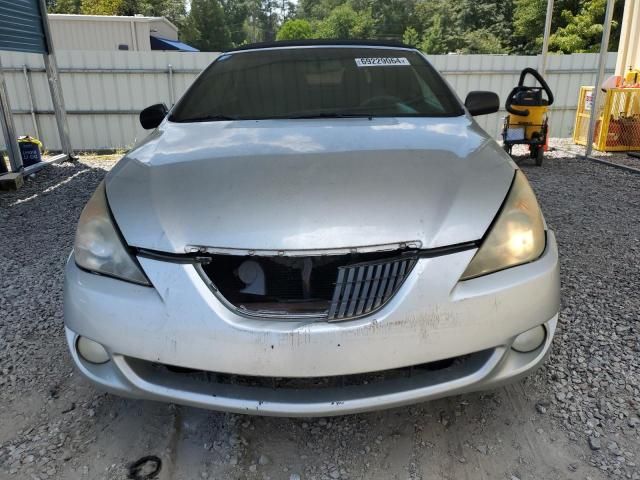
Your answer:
1,146 -> 639,480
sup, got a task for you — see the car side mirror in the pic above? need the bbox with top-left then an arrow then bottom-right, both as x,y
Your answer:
464,91 -> 500,116
140,103 -> 168,129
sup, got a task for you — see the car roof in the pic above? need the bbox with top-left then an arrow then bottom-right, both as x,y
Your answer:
226,39 -> 415,53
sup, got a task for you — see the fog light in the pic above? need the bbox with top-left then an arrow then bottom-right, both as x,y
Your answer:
511,326 -> 546,353
76,336 -> 110,364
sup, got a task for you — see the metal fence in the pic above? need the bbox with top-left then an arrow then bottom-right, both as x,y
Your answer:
0,50 -> 616,151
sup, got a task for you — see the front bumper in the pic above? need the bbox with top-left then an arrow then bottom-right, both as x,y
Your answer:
64,232 -> 560,416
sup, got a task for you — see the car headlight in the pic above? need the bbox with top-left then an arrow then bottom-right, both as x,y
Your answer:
74,181 -> 150,285
460,170 -> 546,280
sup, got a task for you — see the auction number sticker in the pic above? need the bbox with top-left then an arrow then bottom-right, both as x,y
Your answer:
355,57 -> 411,67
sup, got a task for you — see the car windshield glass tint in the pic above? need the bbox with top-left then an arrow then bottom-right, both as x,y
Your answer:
169,47 -> 464,122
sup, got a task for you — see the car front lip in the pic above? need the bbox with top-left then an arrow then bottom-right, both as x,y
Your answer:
64,232 -> 560,416
65,316 -> 555,417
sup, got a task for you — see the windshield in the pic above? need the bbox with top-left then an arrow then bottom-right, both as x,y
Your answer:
169,47 -> 464,122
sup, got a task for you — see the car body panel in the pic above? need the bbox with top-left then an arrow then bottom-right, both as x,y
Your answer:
65,232 -> 559,379
106,117 -> 514,253
65,322 -> 556,417
64,232 -> 559,416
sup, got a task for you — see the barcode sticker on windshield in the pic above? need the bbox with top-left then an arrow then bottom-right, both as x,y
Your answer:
355,57 -> 411,67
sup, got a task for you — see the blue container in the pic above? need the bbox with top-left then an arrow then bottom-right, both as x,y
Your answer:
19,141 -> 42,167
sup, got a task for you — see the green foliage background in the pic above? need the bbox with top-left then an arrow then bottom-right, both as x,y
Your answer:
46,0 -> 624,53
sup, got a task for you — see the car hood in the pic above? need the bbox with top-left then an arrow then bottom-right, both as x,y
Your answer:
106,117 -> 515,254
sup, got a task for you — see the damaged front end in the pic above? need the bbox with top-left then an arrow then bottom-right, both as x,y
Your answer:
134,240 -> 480,323
197,251 -> 418,322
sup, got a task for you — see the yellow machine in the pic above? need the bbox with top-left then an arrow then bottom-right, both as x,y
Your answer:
624,68 -> 640,86
502,68 -> 554,166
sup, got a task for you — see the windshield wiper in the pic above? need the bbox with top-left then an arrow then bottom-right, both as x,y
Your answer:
286,112 -> 375,120
172,114 -> 237,123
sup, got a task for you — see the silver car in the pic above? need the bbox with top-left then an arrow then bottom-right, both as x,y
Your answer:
64,41 -> 560,416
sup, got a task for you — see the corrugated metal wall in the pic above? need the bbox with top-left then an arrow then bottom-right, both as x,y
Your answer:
46,15 -> 181,51
0,50 -> 616,151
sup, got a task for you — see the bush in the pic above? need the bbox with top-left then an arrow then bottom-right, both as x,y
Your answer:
276,19 -> 314,41
314,5 -> 375,39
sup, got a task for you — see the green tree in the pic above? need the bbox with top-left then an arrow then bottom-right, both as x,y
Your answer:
298,0 -> 344,20
48,0 -> 82,13
412,0 -> 513,54
368,0 -> 417,40
549,0 -> 621,53
414,0 -> 463,52
419,14 -> 447,53
402,26 -> 420,47
137,0 -> 186,26
276,19 -> 314,40
218,0 -> 251,45
463,29 -> 504,53
55,0 -> 187,19
60,0 -> 627,55
314,4 -> 375,39
260,0 -> 280,41
513,0 -> 544,52
512,0 -> 562,53
81,0 -> 128,15
181,0 -> 232,50
456,0 -> 512,53
236,0 -> 279,42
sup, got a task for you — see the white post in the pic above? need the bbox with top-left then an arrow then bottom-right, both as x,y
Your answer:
0,58 -> 23,172
23,65 -> 41,140
39,0 -> 73,157
168,64 -> 175,106
615,0 -> 640,76
540,0 -> 555,76
43,53 -> 73,156
585,0 -> 616,157
130,20 -> 139,51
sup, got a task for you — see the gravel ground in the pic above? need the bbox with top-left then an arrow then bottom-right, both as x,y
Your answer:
0,148 -> 639,480
552,138 -> 640,170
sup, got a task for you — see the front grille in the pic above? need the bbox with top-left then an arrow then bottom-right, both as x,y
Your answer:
121,349 -> 497,414
127,350 -> 493,391
200,250 -> 417,321
328,256 -> 417,321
